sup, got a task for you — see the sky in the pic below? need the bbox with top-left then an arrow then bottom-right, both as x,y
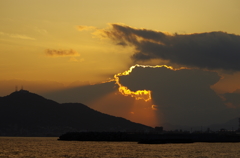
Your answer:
1,0 -> 240,128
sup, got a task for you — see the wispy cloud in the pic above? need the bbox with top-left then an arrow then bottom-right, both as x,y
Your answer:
45,49 -> 80,57
9,34 -> 36,40
0,31 -> 35,40
77,25 -> 96,31
34,27 -> 48,35
69,57 -> 84,62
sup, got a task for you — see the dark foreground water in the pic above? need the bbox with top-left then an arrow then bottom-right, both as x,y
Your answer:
1,137 -> 240,158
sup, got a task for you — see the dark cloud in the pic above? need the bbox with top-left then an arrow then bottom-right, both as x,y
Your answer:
103,24 -> 240,71
118,66 -> 240,126
45,49 -> 79,57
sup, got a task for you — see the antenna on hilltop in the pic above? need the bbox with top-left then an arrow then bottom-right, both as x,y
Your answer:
21,85 -> 23,90
15,86 -> 18,92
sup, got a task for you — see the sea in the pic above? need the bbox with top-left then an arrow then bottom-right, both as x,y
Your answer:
1,137 -> 240,158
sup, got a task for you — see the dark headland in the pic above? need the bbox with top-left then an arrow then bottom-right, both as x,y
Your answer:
0,90 -> 152,136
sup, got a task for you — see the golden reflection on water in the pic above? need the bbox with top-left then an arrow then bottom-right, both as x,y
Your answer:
1,137 -> 240,158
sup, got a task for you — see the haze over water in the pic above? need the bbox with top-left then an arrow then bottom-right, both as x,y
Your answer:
1,137 -> 240,158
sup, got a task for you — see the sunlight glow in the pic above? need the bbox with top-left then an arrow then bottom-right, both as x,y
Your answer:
113,64 -> 177,102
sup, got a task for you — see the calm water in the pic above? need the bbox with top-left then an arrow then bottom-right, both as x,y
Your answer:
1,137 -> 240,158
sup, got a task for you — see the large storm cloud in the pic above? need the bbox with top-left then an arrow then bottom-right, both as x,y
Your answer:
118,66 -> 240,126
103,24 -> 240,71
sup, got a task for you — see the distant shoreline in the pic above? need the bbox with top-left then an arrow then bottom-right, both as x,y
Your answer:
58,132 -> 240,144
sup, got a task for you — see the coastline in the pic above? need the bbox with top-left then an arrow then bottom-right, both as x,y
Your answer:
58,132 -> 240,144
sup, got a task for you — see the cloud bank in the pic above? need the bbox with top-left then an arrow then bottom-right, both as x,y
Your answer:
102,24 -> 240,71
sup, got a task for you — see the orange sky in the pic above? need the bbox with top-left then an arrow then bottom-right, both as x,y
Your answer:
1,0 -> 240,127
1,0 -> 240,84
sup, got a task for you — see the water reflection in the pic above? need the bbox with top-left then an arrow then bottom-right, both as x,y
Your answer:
1,137 -> 240,157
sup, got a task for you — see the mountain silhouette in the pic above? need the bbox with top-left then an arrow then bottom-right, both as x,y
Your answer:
0,90 -> 153,136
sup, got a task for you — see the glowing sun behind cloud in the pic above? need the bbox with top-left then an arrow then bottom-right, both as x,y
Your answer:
113,64 -> 183,103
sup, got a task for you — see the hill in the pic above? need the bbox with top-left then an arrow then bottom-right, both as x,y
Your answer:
0,90 -> 153,136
